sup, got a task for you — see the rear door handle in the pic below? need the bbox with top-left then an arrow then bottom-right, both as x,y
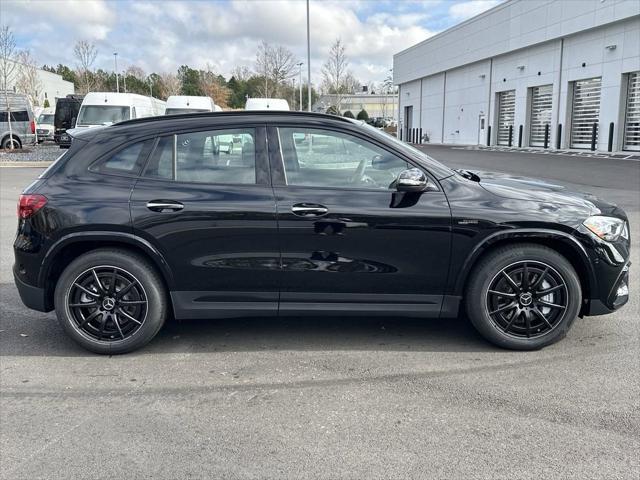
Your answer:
146,200 -> 184,212
291,203 -> 329,217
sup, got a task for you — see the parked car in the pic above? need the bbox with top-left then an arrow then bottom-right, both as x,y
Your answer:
54,94 -> 83,148
0,91 -> 36,149
76,92 -> 166,129
245,97 -> 289,111
36,110 -> 55,143
165,95 -> 221,114
13,112 -> 630,354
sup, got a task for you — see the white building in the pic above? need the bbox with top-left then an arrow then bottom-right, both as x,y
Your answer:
393,0 -> 640,151
5,59 -> 75,108
313,93 -> 398,121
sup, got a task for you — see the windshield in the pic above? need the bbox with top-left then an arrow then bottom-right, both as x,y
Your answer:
353,120 -> 454,177
165,108 -> 209,115
38,114 -> 54,124
77,105 -> 130,126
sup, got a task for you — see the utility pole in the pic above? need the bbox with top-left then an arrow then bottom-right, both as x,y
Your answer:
297,62 -> 303,111
113,52 -> 119,93
306,0 -> 311,111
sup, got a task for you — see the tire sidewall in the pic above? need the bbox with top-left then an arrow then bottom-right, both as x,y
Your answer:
466,245 -> 582,350
54,250 -> 167,354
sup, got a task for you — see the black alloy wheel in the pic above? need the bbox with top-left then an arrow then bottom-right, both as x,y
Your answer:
465,244 -> 581,350
486,261 -> 568,338
66,266 -> 148,342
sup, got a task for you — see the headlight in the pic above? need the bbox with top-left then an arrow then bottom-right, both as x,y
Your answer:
583,216 -> 627,242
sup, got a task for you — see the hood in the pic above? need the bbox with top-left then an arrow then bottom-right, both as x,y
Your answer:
463,170 -> 624,218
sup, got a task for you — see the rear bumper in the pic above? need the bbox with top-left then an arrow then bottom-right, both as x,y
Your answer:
13,266 -> 49,312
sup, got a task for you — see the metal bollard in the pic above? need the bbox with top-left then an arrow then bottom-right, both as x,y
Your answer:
544,124 -> 550,149
608,122 -> 614,152
518,125 -> 523,147
556,124 -> 562,149
590,123 -> 598,151
487,126 -> 491,146
508,125 -> 513,147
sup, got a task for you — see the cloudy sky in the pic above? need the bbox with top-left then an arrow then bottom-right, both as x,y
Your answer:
2,0 -> 501,85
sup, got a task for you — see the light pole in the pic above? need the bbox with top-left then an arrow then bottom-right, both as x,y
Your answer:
306,0 -> 311,111
297,62 -> 303,111
122,71 -> 127,93
113,52 -> 119,93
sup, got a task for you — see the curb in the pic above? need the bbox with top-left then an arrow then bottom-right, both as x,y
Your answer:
0,161 -> 53,168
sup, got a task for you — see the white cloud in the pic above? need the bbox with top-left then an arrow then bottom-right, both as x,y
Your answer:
448,0 -> 501,21
1,0 -> 439,85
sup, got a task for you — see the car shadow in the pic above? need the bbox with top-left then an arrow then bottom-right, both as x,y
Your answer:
0,283 -> 496,357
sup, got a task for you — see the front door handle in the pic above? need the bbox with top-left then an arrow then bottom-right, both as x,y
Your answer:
146,200 -> 184,212
291,203 -> 329,217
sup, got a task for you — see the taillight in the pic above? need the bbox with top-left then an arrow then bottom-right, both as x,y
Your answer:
18,194 -> 47,219
30,120 -> 36,134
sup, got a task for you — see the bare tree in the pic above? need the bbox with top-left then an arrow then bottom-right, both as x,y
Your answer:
321,38 -> 358,111
0,25 -> 18,149
199,65 -> 230,108
73,40 -> 97,94
158,72 -> 181,99
125,65 -> 146,81
255,41 -> 297,97
230,65 -> 251,82
15,50 -> 43,107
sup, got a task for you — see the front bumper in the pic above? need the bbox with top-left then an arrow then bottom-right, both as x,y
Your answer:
13,265 -> 49,312
584,261 -> 630,316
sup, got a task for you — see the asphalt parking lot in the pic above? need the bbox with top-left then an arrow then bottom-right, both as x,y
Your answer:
1,146 -> 638,479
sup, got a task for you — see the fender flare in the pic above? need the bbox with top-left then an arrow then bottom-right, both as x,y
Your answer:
452,228 -> 597,296
39,231 -> 175,289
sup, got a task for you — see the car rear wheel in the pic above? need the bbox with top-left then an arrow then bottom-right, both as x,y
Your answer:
465,244 -> 581,350
54,249 -> 168,354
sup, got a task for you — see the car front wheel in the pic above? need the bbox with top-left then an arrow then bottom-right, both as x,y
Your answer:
465,244 -> 582,350
54,249 -> 168,354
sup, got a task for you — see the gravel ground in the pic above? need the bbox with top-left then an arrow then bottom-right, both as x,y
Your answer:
0,143 -> 61,163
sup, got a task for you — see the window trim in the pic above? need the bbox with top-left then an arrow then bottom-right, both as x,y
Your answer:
139,124 -> 269,186
268,124 -> 440,192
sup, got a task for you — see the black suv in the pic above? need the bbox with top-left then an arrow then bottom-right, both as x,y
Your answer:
14,112 -> 630,354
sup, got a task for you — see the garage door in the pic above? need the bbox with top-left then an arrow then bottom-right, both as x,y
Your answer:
623,72 -> 640,151
497,90 -> 515,146
570,77 -> 601,149
529,85 -> 553,147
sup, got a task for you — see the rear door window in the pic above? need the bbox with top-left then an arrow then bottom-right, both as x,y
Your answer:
143,128 -> 257,185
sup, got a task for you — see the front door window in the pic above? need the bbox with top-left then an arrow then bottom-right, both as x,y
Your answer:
277,127 -> 409,190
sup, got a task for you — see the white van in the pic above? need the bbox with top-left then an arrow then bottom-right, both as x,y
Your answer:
245,98 -> 290,111
165,95 -> 221,115
76,92 -> 166,128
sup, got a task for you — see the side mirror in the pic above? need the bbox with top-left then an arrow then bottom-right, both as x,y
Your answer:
396,168 -> 436,192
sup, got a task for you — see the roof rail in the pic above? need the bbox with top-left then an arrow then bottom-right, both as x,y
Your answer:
114,110 -> 354,127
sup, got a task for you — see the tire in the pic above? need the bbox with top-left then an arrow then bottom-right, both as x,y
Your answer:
54,249 -> 168,354
465,244 -> 581,350
1,136 -> 21,149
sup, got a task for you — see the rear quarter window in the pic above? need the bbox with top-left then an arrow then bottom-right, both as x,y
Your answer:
90,139 -> 154,176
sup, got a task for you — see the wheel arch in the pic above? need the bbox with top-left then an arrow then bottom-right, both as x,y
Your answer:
40,232 -> 175,310
454,229 -> 596,307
